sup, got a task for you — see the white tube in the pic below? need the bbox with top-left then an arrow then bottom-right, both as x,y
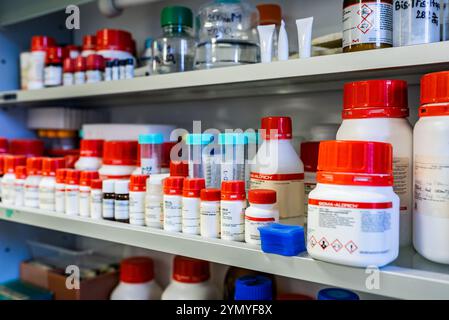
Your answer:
296,17 -> 313,59
278,20 -> 289,61
257,24 -> 275,63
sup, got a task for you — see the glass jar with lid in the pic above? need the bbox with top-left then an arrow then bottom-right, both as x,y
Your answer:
195,0 -> 260,69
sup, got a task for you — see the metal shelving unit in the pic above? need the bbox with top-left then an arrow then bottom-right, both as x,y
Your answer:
1,41 -> 448,107
1,204 -> 449,300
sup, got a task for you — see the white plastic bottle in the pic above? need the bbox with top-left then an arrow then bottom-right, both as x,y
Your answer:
28,36 -> 56,90
65,170 -> 81,216
75,140 -> 104,171
162,256 -> 219,300
336,80 -> 413,247
307,141 -> 399,268
245,189 -> 279,245
39,158 -> 66,211
182,178 -> 206,235
221,181 -> 247,242
115,180 -> 130,223
90,179 -> 103,219
200,189 -> 221,239
2,156 -> 26,205
79,171 -> 100,217
163,177 -> 185,232
111,257 -> 162,300
55,169 -> 68,213
14,166 -> 27,207
145,173 -> 169,228
414,71 -> 449,264
251,117 -> 305,224
129,175 -> 149,226
24,157 -> 43,208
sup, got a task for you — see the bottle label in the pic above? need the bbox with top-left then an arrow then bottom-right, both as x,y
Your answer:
44,66 -> 62,86
245,215 -> 276,244
39,186 -> 55,210
221,200 -> 246,241
24,185 -> 40,208
90,191 -> 103,219
74,72 -> 85,85
65,189 -> 79,215
307,199 -> 396,256
200,202 -> 221,238
392,157 -> 412,214
250,173 -> 305,221
86,70 -> 102,83
14,182 -> 24,206
182,198 -> 201,234
414,156 -> 449,218
145,198 -> 163,227
164,196 -> 182,232
2,179 -> 14,204
343,2 -> 393,48
141,158 -> 161,175
79,189 -> 90,216
55,185 -> 65,213
114,200 -> 129,220
130,192 -> 145,214
201,7 -> 244,39
63,73 -> 74,86
103,198 -> 114,219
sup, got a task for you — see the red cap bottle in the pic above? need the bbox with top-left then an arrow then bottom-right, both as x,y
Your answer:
4,155 -> 26,174
31,36 -> 56,52
45,47 -> 63,65
248,189 -> 277,204
300,141 -> 320,173
420,71 -> 449,117
130,175 -> 148,192
86,54 -> 105,71
163,176 -> 185,196
261,117 -> 293,140
120,257 -> 155,283
26,157 -> 43,176
172,256 -> 210,283
221,181 -> 246,201
103,141 -> 138,166
183,178 -> 206,198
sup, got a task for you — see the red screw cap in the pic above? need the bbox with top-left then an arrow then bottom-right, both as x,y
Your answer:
248,189 -> 277,204
120,257 -> 154,283
261,116 -> 293,140
173,256 -> 210,284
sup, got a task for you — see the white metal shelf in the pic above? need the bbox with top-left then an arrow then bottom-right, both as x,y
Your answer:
1,41 -> 449,107
1,204 -> 449,300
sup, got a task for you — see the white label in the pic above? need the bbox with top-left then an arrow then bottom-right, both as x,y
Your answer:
1,179 -> 14,205
307,199 -> 396,257
130,192 -> 145,214
14,182 -> 25,207
125,65 -> 134,79
63,73 -> 74,86
65,188 -> 79,216
74,72 -> 85,85
393,157 -> 412,214
39,187 -> 55,211
145,197 -> 163,228
86,70 -> 102,83
114,200 -> 129,221
163,195 -> 182,232
141,158 -> 161,175
221,200 -> 246,241
343,2 -> 393,48
44,66 -> 62,86
415,156 -> 449,218
200,201 -> 221,238
182,197 -> 201,234
251,173 -> 305,221
24,185 -> 40,208
28,52 -> 45,89
112,67 -> 119,81
245,214 -> 276,245
393,0 -> 440,46
79,189 -> 91,217
55,184 -> 65,213
103,199 -> 114,219
119,66 -> 126,80
90,190 -> 103,219
105,68 -> 112,81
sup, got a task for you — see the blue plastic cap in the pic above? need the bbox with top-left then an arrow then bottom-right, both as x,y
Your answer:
317,288 -> 360,301
258,223 -> 306,256
234,275 -> 273,301
218,133 -> 247,145
139,133 -> 164,145
186,133 -> 214,145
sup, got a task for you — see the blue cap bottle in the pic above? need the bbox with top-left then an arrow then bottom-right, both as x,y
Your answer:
234,275 -> 273,300
317,288 -> 360,300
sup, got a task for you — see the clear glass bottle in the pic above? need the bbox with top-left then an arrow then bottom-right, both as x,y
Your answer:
195,0 -> 260,69
153,6 -> 195,74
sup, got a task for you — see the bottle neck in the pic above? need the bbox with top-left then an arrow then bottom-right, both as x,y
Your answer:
163,25 -> 192,37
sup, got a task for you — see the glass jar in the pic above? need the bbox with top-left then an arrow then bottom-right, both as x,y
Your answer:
195,0 -> 260,69
343,0 -> 393,52
153,6 -> 195,74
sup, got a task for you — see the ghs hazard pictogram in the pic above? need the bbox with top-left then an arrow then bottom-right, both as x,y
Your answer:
331,239 -> 343,252
319,237 -> 329,250
309,236 -> 317,248
345,241 -> 358,254
357,4 -> 373,34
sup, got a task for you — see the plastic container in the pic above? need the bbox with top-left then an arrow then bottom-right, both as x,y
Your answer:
2,156 -> 27,205
75,139 -> 104,171
24,157 -> 43,208
414,71 -> 449,264
111,257 -> 162,300
307,141 -> 399,267
221,181 -> 247,242
86,54 -> 105,84
259,223 -> 306,256
14,166 -> 27,207
96,29 -> 134,61
200,189 -> 221,239
153,6 -> 195,74
55,169 -> 68,213
115,180 -> 130,223
129,175 -> 149,226
39,158 -> 66,211
63,58 -> 76,86
145,173 -> 169,228
245,189 -> 279,245
99,141 -> 138,179
9,139 -> 44,157
74,56 -> 86,85
81,35 -> 97,57
251,117 -> 305,223
163,176 -> 185,232
79,171 -> 100,217
337,80 -> 412,246
219,133 -> 247,185
28,36 -> 56,90
65,170 -> 81,216
44,47 -> 63,87
300,141 -> 320,220
234,275 -> 273,300
187,134 -> 220,188
90,179 -> 103,219
195,0 -> 260,69
317,288 -> 359,300
162,256 -> 219,300
102,180 -> 115,221
139,134 -> 163,175
182,178 -> 206,234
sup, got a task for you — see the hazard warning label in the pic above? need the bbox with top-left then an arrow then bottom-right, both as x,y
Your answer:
331,239 -> 343,252
345,241 -> 358,254
319,237 -> 329,250
309,235 -> 317,248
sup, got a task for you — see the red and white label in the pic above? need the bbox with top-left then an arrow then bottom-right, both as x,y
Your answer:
308,199 -> 392,210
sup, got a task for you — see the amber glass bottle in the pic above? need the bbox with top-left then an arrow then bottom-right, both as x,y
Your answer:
343,0 -> 393,52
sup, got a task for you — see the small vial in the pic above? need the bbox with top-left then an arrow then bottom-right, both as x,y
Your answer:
63,58 -> 75,86
112,60 -> 120,81
182,178 -> 206,235
139,134 -> 163,175
14,166 -> 27,207
200,189 -> 221,239
55,169 -> 68,213
221,181 -> 246,242
129,175 -> 149,226
115,180 -> 130,223
79,171 -> 100,217
65,170 -> 81,216
105,60 -> 113,81
74,56 -> 86,85
24,157 -> 43,208
44,47 -> 63,87
145,174 -> 169,228
102,180 -> 115,221
125,58 -> 135,79
163,176 -> 185,232
119,60 -> 126,80
39,158 -> 66,211
86,54 -> 105,84
90,179 -> 103,219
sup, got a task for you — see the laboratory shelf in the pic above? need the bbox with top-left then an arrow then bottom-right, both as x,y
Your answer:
1,204 -> 449,300
1,41 -> 449,107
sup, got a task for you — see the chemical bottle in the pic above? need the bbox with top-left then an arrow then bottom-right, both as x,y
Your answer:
39,158 -> 66,211
81,35 -> 96,58
115,180 -> 130,223
182,178 -> 206,235
234,275 -> 273,300
307,141 -> 399,267
90,179 -> 103,219
145,173 -> 170,228
74,56 -> 86,85
63,58 -> 75,86
414,71 -> 449,264
65,170 -> 81,216
55,169 -> 68,213
29,36 -> 56,90
200,189 -> 221,239
162,256 -> 219,300
44,47 -> 63,87
221,181 -> 247,242
99,141 -> 138,179
163,176 -> 185,232
111,257 -> 162,300
2,156 -> 26,205
75,139 -> 104,171
129,175 -> 149,226
24,157 -> 43,208
102,180 -> 115,221
96,29 -> 134,60
251,116 -> 305,224
337,79 -> 413,246
86,54 -> 105,84
79,171 -> 100,217
14,166 -> 27,207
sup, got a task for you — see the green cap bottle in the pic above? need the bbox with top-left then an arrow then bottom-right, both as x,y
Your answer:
161,6 -> 193,28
